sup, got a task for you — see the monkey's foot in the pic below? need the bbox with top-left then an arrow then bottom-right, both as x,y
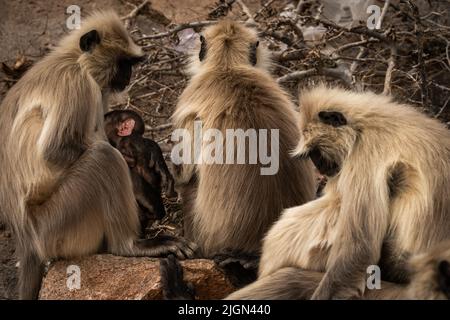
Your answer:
160,254 -> 195,300
213,250 -> 259,287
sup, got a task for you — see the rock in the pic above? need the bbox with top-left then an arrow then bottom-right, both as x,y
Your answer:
39,255 -> 236,300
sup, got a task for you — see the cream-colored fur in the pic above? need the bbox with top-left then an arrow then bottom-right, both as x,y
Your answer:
0,11 -> 194,300
228,86 -> 450,299
227,240 -> 450,300
172,20 -> 316,257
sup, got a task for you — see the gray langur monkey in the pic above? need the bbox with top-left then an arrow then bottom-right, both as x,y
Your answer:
227,86 -> 450,299
227,240 -> 450,300
171,20 -> 316,284
0,11 -> 195,300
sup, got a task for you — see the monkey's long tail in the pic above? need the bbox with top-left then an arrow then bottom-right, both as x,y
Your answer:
18,248 -> 45,300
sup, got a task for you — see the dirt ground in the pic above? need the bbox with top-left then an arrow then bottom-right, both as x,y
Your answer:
0,224 -> 16,300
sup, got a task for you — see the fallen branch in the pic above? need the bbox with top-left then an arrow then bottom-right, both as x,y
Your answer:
377,0 -> 391,29
277,67 -> 352,85
333,39 -> 378,54
277,69 -> 315,83
435,96 -> 450,118
138,21 -> 216,41
383,46 -> 397,95
308,16 -> 392,44
237,0 -> 255,24
146,123 -> 173,132
122,0 -> 149,28
253,0 -> 275,19
272,49 -> 306,62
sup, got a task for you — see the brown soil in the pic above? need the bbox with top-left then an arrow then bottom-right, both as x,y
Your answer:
0,224 -> 17,300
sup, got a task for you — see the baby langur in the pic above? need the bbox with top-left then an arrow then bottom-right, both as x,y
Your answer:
104,110 -> 177,236
172,20 -> 316,285
227,86 -> 450,300
0,11 -> 194,300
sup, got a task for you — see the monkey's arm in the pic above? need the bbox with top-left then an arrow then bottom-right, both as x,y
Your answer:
311,173 -> 390,300
170,116 -> 198,186
38,77 -> 98,167
149,141 -> 177,197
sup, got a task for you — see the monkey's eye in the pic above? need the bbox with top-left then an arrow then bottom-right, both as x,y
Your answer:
318,111 -> 347,127
199,35 -> 207,61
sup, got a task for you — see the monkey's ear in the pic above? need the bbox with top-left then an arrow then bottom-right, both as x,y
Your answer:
318,111 -> 347,127
438,260 -> 450,297
80,30 -> 101,52
199,35 -> 207,61
249,41 -> 259,66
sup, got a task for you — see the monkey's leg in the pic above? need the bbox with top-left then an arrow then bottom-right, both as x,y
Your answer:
226,267 -> 322,300
137,206 -> 150,237
258,197 -> 335,278
160,254 -> 196,300
135,178 -> 167,221
311,180 -> 389,300
147,140 -> 177,198
155,160 -> 177,198
136,189 -> 166,236
18,247 -> 45,300
136,194 -> 155,215
152,193 -> 167,220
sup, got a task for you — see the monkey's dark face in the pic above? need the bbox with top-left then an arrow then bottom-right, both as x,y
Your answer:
79,29 -> 145,91
110,56 -> 145,92
295,110 -> 356,177
306,146 -> 341,177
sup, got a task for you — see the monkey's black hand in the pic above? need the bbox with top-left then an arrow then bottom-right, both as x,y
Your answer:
137,235 -> 198,259
213,249 -> 260,287
160,254 -> 196,300
213,249 -> 260,270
